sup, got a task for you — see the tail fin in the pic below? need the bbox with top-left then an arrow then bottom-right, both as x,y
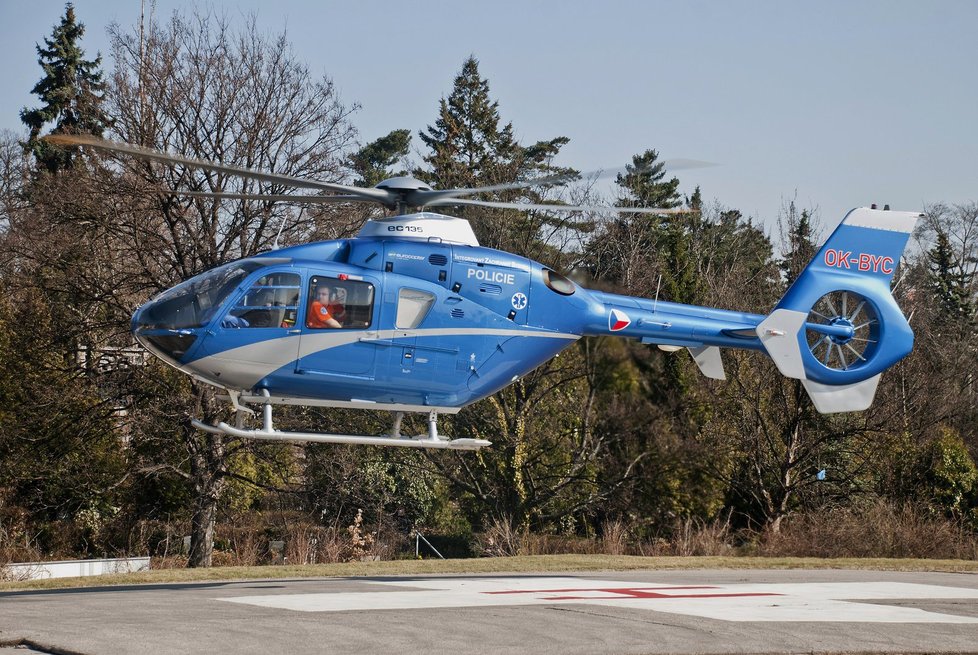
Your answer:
756,207 -> 921,413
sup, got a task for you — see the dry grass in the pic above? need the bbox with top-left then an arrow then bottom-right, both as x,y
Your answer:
637,515 -> 737,557
6,501 -> 976,591
756,502 -> 978,560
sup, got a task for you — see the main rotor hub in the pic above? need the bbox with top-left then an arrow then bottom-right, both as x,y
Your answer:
374,176 -> 433,193
374,176 -> 435,212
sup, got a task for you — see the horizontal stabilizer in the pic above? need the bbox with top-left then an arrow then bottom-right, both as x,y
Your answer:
801,375 -> 881,413
755,309 -> 808,379
688,345 -> 726,380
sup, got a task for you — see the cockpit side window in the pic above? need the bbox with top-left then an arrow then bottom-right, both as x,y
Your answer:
137,260 -> 265,330
306,276 -> 374,329
224,272 -> 301,328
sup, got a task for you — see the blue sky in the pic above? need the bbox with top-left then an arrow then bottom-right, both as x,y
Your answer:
1,1 -> 975,237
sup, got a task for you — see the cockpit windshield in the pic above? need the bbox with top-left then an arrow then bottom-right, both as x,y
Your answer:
136,260 -> 266,331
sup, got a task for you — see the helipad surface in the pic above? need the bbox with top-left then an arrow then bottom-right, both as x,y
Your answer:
2,569 -> 978,654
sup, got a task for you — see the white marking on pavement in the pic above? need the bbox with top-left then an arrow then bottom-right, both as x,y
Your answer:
218,577 -> 978,623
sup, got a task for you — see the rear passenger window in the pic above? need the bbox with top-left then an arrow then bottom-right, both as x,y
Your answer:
306,276 -> 374,329
396,288 -> 435,329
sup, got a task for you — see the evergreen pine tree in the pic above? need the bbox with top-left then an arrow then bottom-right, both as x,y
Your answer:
348,129 -> 411,188
20,3 -> 109,172
612,148 -> 692,301
418,56 -> 523,189
417,56 -> 572,253
779,203 -> 818,285
615,149 -> 682,210
927,229 -> 974,320
603,148 -> 709,432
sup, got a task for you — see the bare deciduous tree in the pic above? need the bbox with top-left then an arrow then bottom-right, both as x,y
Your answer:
97,10 -> 360,566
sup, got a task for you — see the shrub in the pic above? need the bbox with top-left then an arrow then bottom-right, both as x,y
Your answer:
757,500 -> 978,559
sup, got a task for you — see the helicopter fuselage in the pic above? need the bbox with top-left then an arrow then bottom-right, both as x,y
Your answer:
43,131 -> 919,439
131,213 -> 769,412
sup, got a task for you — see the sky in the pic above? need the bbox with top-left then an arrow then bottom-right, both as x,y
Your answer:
1,0 -> 975,240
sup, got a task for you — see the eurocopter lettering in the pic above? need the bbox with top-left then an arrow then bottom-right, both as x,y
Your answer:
50,135 -> 920,451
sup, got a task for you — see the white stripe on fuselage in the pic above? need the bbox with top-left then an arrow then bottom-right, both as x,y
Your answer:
183,327 -> 579,391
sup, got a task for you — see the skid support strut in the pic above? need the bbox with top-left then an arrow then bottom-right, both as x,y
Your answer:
191,396 -> 490,450
428,410 -> 439,441
262,389 -> 273,432
390,412 -> 404,439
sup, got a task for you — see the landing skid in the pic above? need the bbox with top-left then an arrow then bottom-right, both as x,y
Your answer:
191,402 -> 490,451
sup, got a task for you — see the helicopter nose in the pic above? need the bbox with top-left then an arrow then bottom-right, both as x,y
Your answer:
131,301 -> 199,364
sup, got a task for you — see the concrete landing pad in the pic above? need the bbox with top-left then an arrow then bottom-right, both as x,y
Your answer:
2,569 -> 978,654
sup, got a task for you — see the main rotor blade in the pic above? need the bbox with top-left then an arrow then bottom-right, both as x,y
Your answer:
656,158 -> 719,171
578,158 -> 718,184
426,196 -> 690,215
410,171 -> 575,204
45,134 -> 394,204
163,190 -> 378,204
413,158 -> 718,202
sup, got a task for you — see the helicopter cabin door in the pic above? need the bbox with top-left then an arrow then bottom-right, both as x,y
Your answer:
295,273 -> 378,378
202,269 -> 303,389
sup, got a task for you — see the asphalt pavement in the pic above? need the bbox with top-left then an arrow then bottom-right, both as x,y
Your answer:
2,568 -> 978,654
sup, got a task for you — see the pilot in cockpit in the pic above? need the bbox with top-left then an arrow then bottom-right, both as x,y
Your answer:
306,285 -> 343,329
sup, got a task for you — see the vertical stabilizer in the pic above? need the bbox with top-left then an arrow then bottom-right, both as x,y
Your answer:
757,207 -> 921,413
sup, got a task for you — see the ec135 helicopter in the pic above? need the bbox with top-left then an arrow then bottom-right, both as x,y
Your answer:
50,134 -> 921,451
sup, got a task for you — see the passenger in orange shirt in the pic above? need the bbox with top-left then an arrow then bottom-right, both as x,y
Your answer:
326,286 -> 347,324
306,286 -> 342,329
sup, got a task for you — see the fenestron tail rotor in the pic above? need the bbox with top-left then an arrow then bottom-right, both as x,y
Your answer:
804,290 -> 880,371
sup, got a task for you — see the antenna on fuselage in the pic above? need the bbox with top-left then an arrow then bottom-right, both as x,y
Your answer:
272,207 -> 288,251
653,274 -> 662,313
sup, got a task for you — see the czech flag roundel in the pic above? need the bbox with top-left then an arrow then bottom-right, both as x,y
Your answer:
609,308 -> 631,332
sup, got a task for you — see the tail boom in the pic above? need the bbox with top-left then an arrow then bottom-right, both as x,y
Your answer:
581,207 -> 920,413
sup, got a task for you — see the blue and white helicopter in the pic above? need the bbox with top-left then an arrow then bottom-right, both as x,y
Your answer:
55,135 -> 921,451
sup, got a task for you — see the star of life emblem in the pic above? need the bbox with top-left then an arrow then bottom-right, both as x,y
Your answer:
511,292 -> 528,310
